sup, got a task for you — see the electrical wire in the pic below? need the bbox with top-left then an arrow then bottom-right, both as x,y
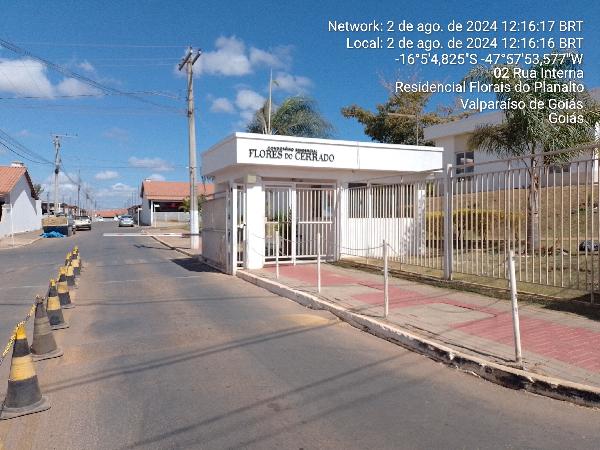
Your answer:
0,38 -> 185,115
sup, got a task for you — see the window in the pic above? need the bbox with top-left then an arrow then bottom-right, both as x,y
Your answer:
456,151 -> 474,174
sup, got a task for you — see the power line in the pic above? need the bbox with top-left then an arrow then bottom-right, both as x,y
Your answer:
16,41 -> 183,48
0,91 -> 182,100
0,128 -> 53,165
0,37 -> 185,115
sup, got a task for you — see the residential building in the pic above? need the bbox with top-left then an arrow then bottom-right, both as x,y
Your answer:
0,162 -> 42,238
139,180 -> 214,226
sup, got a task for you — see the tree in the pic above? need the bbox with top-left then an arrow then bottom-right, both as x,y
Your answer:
465,53 -> 600,250
179,194 -> 205,213
341,81 -> 465,145
32,183 -> 44,198
247,96 -> 333,138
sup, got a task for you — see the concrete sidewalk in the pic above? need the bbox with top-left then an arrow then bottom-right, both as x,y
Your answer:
0,228 -> 42,249
247,263 -> 600,392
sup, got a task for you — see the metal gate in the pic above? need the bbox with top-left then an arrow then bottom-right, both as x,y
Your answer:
264,184 -> 335,264
235,186 -> 246,268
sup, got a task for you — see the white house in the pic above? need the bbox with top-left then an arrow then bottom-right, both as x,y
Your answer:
139,180 -> 214,226
201,132 -> 443,273
0,163 -> 42,238
423,90 -> 600,185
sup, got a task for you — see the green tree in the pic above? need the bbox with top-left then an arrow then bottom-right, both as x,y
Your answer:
247,96 -> 333,138
32,183 -> 44,198
179,194 -> 205,213
341,83 -> 464,145
465,53 -> 599,250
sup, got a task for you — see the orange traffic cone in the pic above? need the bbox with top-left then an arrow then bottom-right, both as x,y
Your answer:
31,297 -> 64,361
0,324 -> 50,420
46,280 -> 69,330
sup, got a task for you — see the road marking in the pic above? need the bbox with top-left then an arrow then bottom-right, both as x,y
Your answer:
90,274 -> 209,285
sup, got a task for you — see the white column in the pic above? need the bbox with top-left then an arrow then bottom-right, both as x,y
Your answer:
245,182 -> 265,270
230,183 -> 238,275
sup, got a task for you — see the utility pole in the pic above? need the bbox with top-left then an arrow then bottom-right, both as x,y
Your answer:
77,168 -> 81,214
178,46 -> 202,250
51,133 -> 77,215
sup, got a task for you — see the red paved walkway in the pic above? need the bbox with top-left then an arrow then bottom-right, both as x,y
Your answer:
260,263 -> 600,385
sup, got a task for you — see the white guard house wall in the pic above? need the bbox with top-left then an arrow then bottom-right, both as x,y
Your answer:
201,132 -> 443,273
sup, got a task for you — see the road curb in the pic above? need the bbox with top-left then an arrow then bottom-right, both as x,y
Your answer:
150,235 -> 196,258
237,270 -> 600,408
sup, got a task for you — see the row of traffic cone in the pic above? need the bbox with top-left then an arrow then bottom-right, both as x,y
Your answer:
0,247 -> 82,420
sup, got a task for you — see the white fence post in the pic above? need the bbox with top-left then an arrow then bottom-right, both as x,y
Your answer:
383,239 -> 389,318
317,232 -> 321,293
508,250 -> 523,365
275,229 -> 280,280
443,163 -> 453,280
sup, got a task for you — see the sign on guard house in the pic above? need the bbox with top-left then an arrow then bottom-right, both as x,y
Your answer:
201,132 -> 443,273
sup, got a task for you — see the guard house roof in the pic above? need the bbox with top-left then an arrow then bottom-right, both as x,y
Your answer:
0,166 -> 37,200
140,180 -> 215,201
201,132 -> 443,180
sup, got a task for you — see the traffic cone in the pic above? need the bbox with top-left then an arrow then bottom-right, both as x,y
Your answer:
30,297 -> 63,361
66,262 -> 76,288
56,267 -> 73,309
0,324 -> 50,420
72,248 -> 81,276
46,280 -> 69,330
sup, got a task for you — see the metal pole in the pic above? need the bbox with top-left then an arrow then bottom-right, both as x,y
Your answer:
275,229 -> 280,279
443,163 -> 453,280
508,250 -> 523,365
317,232 -> 321,293
383,239 -> 389,318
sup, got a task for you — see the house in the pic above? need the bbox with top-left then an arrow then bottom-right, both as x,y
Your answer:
0,162 -> 42,238
139,180 -> 215,226
423,89 -> 600,186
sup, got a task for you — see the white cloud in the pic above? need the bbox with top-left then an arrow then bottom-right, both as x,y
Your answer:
0,58 -> 102,98
40,172 -> 78,195
196,36 -> 291,77
56,78 -> 101,96
235,89 -> 265,111
0,58 -> 55,97
95,170 -> 119,180
273,72 -> 313,94
210,97 -> 235,114
77,60 -> 95,73
146,173 -> 166,181
111,182 -> 135,192
103,127 -> 129,142
128,156 -> 174,172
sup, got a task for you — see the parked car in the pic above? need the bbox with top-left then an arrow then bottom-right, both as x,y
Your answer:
74,215 -> 92,230
118,215 -> 135,227
96,216 -> 104,222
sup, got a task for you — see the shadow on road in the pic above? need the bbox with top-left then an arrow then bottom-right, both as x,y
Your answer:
171,258 -> 220,273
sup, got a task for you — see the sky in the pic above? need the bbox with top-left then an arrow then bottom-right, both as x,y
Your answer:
0,0 -> 598,208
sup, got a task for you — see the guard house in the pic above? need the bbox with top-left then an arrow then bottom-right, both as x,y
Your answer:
201,132 -> 443,273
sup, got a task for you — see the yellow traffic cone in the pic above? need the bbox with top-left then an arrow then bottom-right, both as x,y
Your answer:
66,262 -> 76,288
0,324 -> 50,420
46,280 -> 69,330
57,267 -> 73,309
31,298 -> 64,361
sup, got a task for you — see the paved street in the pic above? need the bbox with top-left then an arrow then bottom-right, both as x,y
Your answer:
0,222 -> 599,449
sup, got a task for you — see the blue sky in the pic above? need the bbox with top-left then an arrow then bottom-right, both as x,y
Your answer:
0,0 -> 597,207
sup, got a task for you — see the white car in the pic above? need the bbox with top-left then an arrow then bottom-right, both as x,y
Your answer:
74,215 -> 92,230
118,215 -> 135,227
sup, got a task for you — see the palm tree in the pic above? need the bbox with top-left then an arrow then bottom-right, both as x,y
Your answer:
465,54 -> 599,251
247,96 -> 333,138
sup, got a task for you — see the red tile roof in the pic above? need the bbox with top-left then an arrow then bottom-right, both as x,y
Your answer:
141,180 -> 215,201
0,166 -> 37,199
97,208 -> 128,218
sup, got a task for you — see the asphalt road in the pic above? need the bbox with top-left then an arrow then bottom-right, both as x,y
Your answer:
0,222 -> 598,449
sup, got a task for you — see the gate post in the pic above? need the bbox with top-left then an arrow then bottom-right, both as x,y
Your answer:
443,164 -> 453,280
